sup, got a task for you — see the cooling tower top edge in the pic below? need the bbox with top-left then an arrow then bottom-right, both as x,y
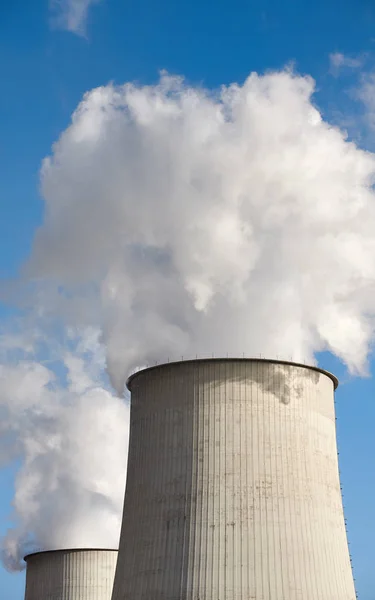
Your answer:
126,357 -> 338,391
23,548 -> 118,562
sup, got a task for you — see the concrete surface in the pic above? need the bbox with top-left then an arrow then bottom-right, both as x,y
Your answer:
112,359 -> 356,600
24,549 -> 117,600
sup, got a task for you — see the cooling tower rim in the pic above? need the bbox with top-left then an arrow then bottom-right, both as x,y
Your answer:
126,357 -> 339,391
23,547 -> 118,562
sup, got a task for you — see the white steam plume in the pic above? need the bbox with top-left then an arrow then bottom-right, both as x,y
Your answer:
3,67 -> 375,568
29,69 -> 375,392
0,327 -> 129,570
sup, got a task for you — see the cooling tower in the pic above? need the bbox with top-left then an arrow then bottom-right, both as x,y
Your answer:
24,548 -> 117,600
112,358 -> 356,600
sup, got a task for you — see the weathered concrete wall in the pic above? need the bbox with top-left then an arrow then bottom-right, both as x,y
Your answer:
112,359 -> 355,600
24,549 -> 117,600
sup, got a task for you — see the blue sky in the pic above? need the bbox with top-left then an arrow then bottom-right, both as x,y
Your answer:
2,0 -> 375,598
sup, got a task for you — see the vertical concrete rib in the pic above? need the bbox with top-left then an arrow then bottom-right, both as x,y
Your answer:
24,549 -> 117,600
111,358 -> 356,600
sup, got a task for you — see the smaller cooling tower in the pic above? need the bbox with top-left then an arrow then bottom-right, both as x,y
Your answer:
24,548 -> 118,600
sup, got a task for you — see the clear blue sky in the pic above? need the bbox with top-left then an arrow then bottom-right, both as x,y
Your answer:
1,0 -> 375,598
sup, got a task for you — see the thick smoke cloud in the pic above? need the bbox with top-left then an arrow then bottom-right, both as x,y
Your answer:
0,328 -> 128,570
3,68 -> 375,568
30,70 -> 375,392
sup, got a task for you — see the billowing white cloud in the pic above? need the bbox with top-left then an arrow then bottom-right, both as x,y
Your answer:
4,67 -> 375,567
29,70 -> 375,392
49,0 -> 102,35
0,327 -> 129,570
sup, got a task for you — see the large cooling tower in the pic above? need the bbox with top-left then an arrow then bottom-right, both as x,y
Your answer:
24,548 -> 117,600
112,358 -> 356,600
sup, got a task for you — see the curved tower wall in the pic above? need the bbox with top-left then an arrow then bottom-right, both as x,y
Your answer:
112,359 -> 356,600
24,549 -> 118,600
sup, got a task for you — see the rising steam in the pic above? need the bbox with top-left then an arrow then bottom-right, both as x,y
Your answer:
0,327 -> 128,570
3,68 -> 375,568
